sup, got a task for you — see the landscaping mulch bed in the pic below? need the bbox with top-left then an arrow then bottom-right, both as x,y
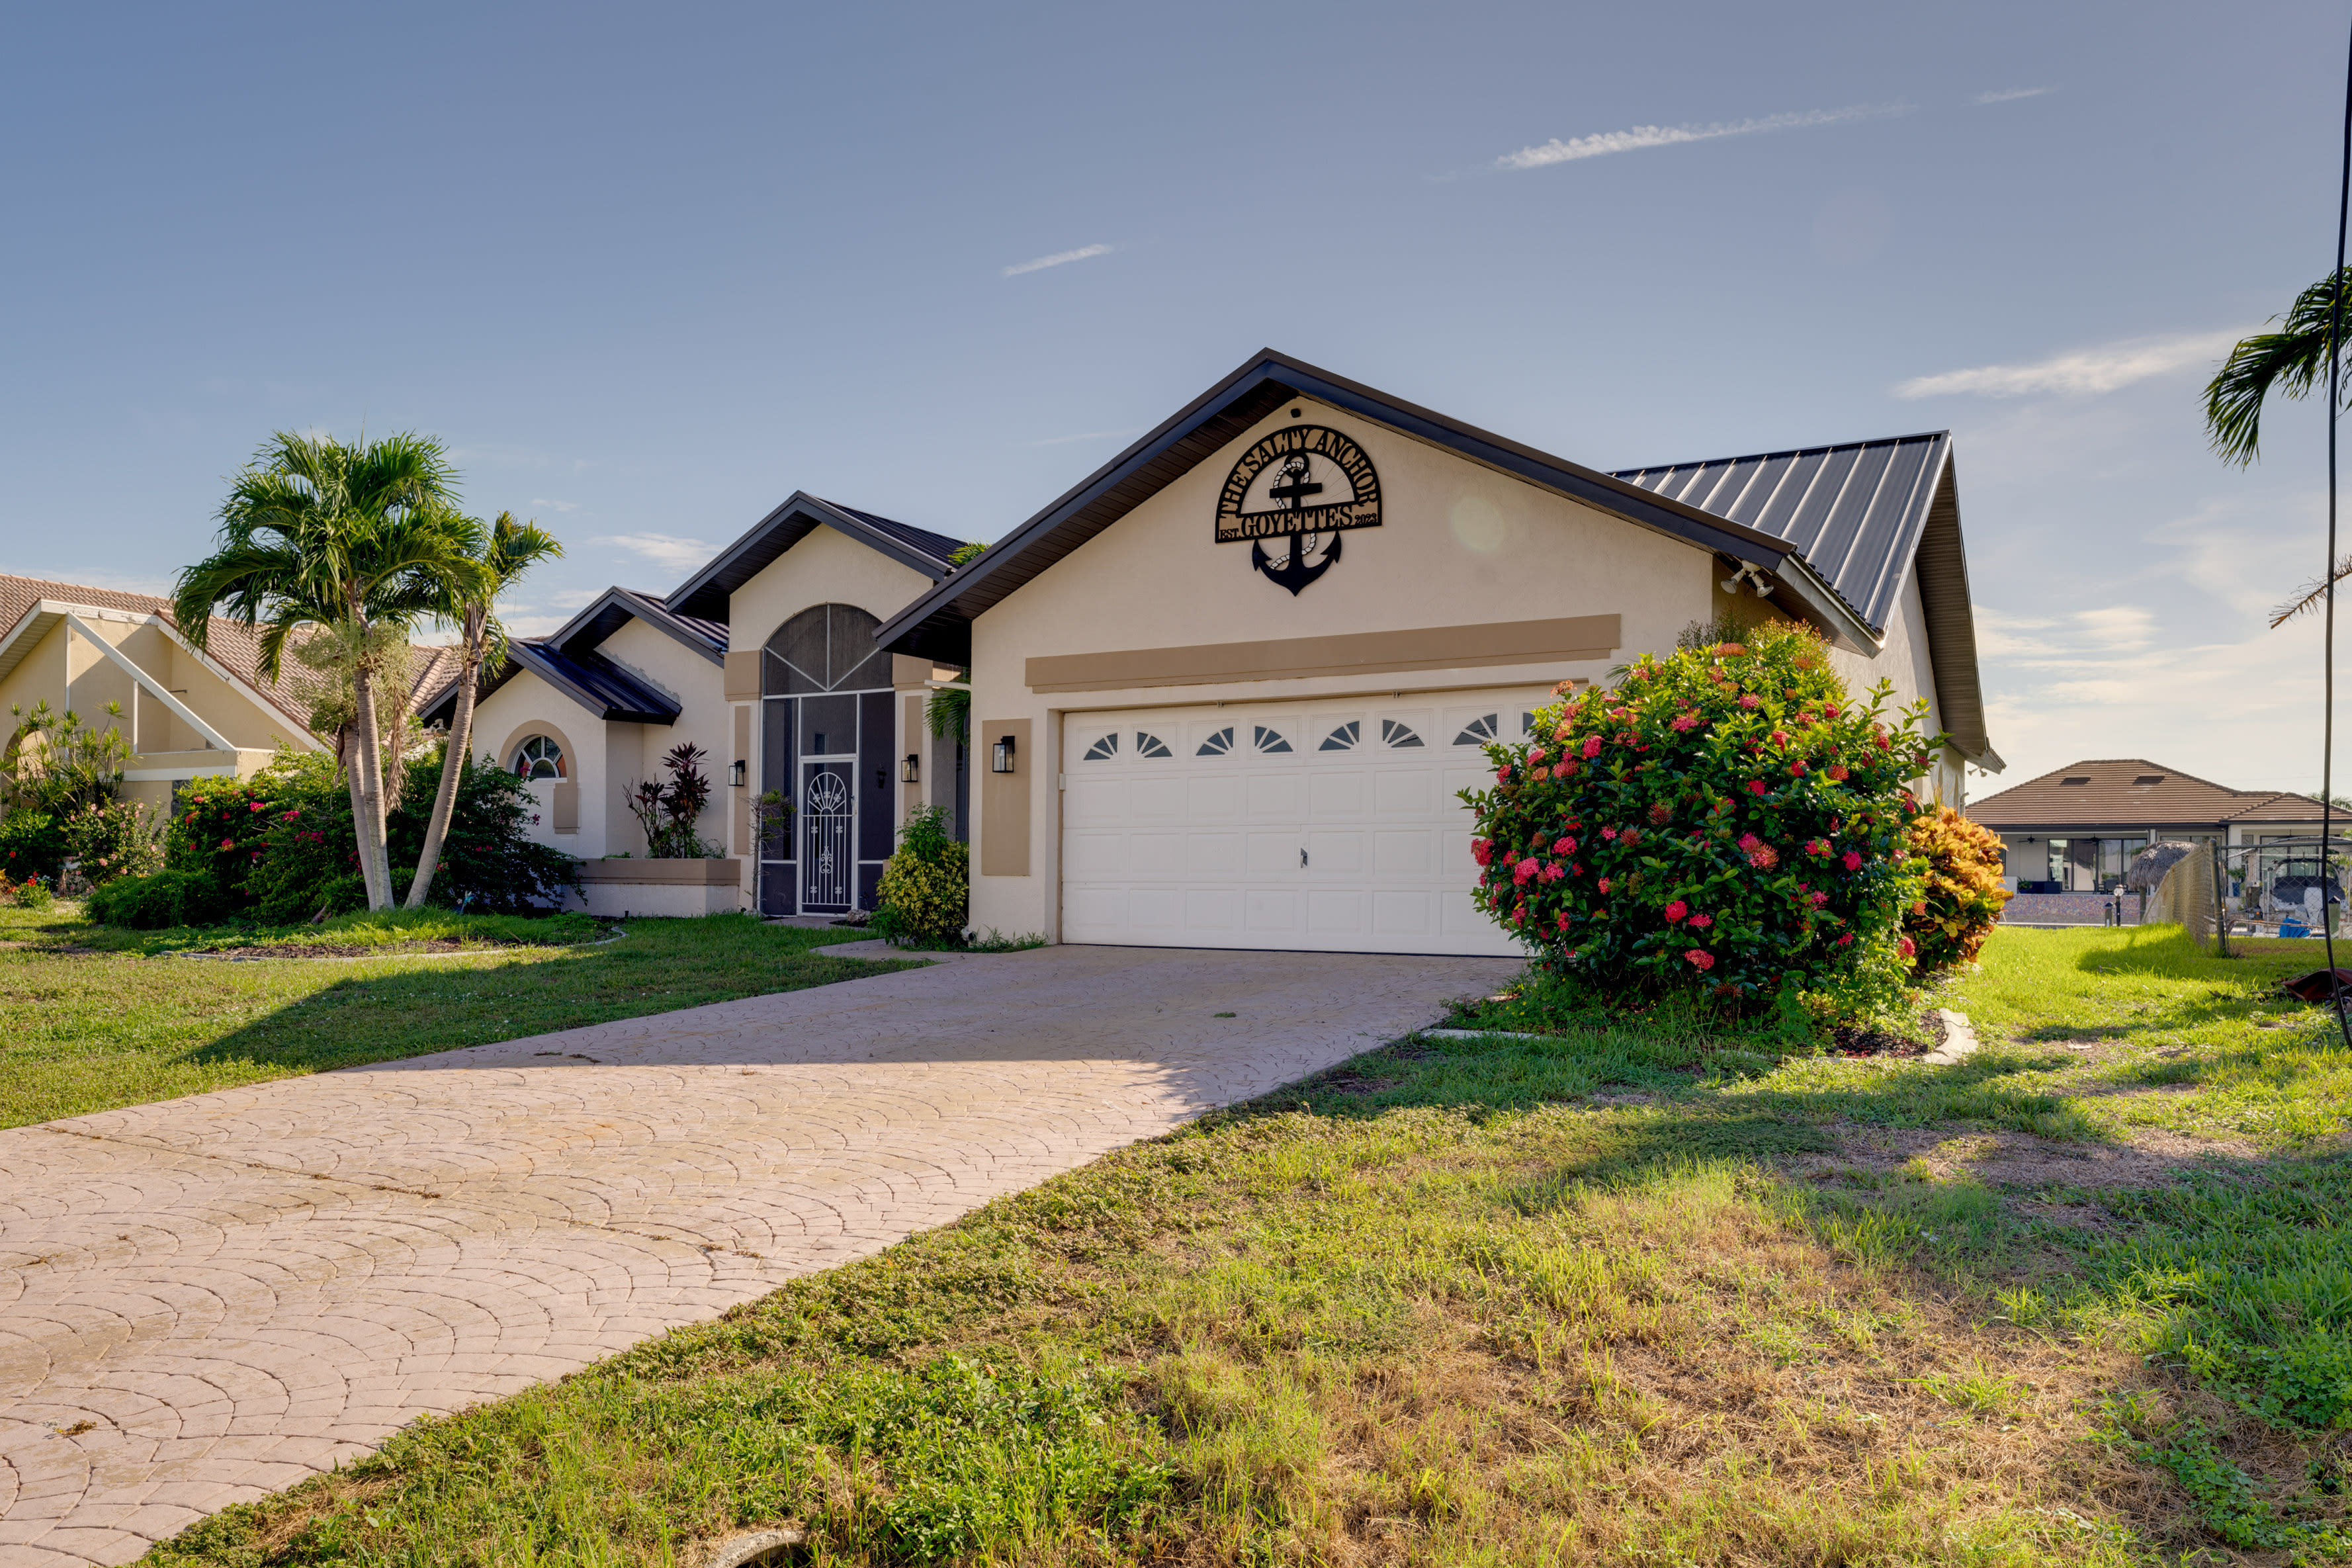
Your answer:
182,937 -> 546,960
1829,1007 -> 1945,1058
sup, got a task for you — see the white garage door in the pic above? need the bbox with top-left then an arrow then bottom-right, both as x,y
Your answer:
1060,688 -> 1553,955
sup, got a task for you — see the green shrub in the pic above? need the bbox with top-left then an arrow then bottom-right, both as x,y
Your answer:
62,798 -> 163,885
390,746 -> 580,913
1459,621 -> 1937,1013
85,868 -> 234,928
1903,804 -> 2009,975
875,805 -> 969,945
3,699 -> 131,815
0,810 -> 68,883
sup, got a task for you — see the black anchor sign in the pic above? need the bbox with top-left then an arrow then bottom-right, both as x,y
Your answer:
1252,453 -> 1340,594
1252,529 -> 1342,595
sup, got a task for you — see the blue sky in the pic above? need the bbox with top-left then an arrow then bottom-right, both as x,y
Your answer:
3,1 -> 2346,795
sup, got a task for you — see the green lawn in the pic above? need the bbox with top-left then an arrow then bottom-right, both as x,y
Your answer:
0,902 -> 907,1128
139,923 -> 2352,1566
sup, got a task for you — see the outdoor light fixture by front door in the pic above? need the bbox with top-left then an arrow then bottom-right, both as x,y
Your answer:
728,759 -> 747,786
901,753 -> 920,783
991,734 -> 1016,773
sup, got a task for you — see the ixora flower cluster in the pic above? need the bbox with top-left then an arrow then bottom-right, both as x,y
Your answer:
1461,623 -> 1940,1009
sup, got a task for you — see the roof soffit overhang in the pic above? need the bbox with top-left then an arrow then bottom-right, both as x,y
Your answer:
873,349 -> 1808,665
668,492 -> 953,624
1905,451 -> 1994,764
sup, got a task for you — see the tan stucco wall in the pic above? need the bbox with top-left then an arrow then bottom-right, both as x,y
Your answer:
726,525 -> 941,669
595,619 -> 733,861
467,668 -> 607,856
961,396 -> 1721,939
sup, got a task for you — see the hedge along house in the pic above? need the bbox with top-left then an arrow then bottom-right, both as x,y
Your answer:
878,349 -> 1999,957
425,494 -> 967,918
0,574 -> 449,812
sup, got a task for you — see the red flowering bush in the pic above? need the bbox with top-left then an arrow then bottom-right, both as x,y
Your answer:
1460,622 -> 1938,1012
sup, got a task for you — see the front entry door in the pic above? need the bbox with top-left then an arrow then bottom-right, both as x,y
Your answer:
801,759 -> 856,914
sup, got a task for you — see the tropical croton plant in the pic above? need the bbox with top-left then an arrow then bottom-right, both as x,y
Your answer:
1460,621 -> 1941,1011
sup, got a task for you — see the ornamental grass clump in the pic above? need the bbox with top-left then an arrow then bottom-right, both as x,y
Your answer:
1903,803 -> 2011,975
1461,622 -> 1938,1014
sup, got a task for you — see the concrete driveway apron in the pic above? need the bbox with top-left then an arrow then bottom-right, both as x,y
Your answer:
0,943 -> 1516,1566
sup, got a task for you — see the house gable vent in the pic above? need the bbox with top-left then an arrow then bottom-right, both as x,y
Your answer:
2061,776 -> 2092,785
2133,774 -> 2165,786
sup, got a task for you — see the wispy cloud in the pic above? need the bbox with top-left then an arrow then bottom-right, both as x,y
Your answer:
529,497 -> 580,513
591,533 -> 716,572
1892,329 -> 2242,400
1024,426 -> 1143,447
1003,243 -> 1112,277
539,588 -> 605,610
1496,103 -> 1906,171
1973,87 -> 2050,105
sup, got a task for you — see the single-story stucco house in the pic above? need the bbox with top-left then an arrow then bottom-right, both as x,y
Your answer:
870,349 -> 1998,956
1966,756 -> 2342,913
425,348 -> 1999,949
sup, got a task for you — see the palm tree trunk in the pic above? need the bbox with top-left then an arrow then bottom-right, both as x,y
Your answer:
406,611 -> 484,909
339,720 -> 386,910
351,660 -> 395,909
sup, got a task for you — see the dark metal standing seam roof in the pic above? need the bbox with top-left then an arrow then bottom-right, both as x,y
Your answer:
828,505 -> 968,564
1611,432 -> 1950,635
666,492 -> 964,623
417,641 -> 681,728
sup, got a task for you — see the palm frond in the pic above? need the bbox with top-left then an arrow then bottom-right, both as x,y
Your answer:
2271,553 -> 2352,627
2205,266 -> 2352,465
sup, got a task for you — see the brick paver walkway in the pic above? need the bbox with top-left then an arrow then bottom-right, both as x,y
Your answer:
0,943 -> 1513,1565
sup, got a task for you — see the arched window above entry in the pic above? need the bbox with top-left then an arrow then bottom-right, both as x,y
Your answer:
512,735 -> 566,780
763,603 -> 892,695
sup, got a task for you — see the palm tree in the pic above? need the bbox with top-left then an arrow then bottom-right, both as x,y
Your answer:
406,511 -> 563,908
2204,266 -> 2352,466
175,433 -> 482,910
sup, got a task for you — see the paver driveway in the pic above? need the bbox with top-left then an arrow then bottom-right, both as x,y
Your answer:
0,943 -> 1516,1566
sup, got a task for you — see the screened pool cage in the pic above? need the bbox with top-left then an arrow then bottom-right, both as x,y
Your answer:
2222,836 -> 2352,924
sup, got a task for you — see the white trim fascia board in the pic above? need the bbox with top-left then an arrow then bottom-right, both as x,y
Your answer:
61,610 -> 239,752
146,614 -> 327,751
124,764 -> 243,781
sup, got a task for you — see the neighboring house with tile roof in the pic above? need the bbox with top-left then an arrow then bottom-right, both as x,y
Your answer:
0,574 -> 460,816
419,494 -> 969,916
1966,756 -> 2339,898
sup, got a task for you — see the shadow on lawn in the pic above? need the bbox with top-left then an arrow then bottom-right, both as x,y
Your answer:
167,941 -> 892,1077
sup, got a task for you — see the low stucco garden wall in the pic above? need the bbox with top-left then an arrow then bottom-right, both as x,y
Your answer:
568,858 -> 744,918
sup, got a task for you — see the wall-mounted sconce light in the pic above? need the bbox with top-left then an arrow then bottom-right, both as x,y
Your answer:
991,734 -> 1017,774
901,754 -> 920,783
728,759 -> 747,787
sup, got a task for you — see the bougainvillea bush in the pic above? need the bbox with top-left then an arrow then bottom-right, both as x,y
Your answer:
1461,622 -> 1940,1015
1903,803 -> 2011,975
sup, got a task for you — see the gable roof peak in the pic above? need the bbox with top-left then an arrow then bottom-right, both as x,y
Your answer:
666,491 -> 965,623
